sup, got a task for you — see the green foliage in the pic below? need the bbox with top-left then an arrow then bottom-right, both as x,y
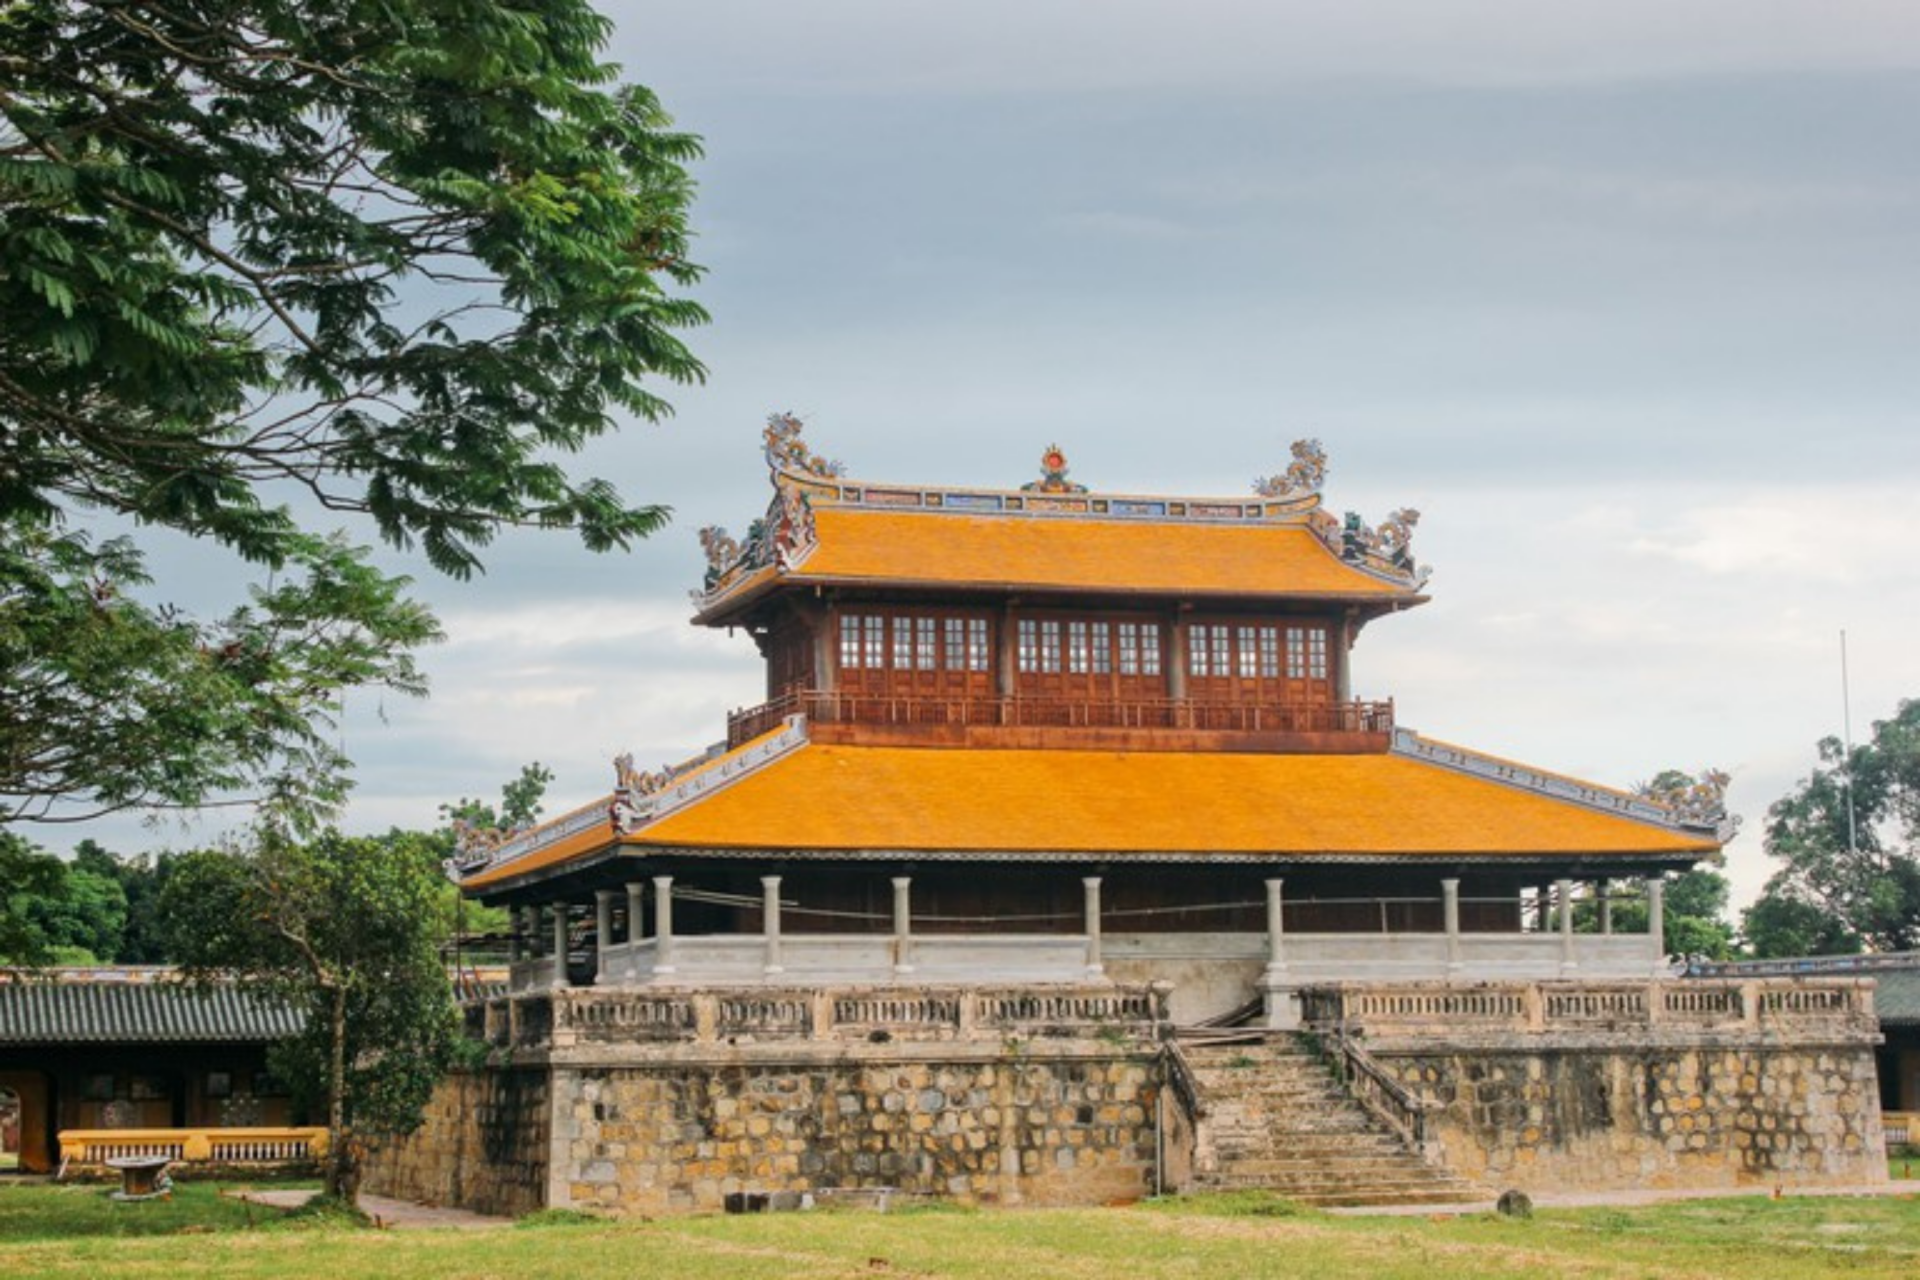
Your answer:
1588,870 -> 1737,962
160,829 -> 460,1203
2,519 -> 442,828
1743,699 -> 1920,956
1,0 -> 704,827
0,832 -> 67,964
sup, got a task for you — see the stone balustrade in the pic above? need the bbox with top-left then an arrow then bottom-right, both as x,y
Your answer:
57,1126 -> 329,1174
1298,977 -> 1878,1041
473,983 -> 1166,1056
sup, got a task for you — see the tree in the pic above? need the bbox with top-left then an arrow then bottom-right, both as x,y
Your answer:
1743,699 -> 1920,956
2,1 -> 705,825
0,829 -> 126,963
161,829 -> 458,1204
0,832 -> 65,965
1578,768 -> 1738,961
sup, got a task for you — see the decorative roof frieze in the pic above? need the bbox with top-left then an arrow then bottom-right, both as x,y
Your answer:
455,720 -> 815,886
691,419 -> 1432,613
1392,729 -> 1731,839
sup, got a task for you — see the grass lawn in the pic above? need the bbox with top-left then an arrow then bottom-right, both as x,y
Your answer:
1,1182 -> 1917,1279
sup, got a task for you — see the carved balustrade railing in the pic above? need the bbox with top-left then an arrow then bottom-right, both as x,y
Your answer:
728,690 -> 1393,748
1317,1032 -> 1431,1153
473,984 -> 1169,1052
1300,978 -> 1878,1039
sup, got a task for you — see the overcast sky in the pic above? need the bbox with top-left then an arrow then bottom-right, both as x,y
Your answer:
68,3 -> 1920,913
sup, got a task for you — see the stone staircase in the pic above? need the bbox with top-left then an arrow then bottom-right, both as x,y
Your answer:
1181,1035 -> 1486,1208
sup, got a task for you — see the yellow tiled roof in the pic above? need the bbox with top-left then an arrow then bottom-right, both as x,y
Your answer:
789,508 -> 1413,599
629,743 -> 1716,858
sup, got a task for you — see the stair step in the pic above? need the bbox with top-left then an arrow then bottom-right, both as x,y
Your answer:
1182,1030 -> 1483,1208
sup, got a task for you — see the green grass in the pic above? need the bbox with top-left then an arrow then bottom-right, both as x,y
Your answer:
1,1182 -> 1917,1279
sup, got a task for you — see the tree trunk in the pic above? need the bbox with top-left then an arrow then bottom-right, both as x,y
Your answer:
326,984 -> 353,1204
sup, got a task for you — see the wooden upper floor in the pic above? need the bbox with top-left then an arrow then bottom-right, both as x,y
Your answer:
700,422 -> 1428,751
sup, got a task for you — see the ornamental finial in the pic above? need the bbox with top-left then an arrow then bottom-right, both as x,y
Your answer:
1021,443 -> 1087,494
1253,438 -> 1328,498
762,412 -> 845,480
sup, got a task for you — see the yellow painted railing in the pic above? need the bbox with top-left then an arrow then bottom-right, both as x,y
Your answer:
1886,1112 -> 1920,1148
57,1127 -> 329,1174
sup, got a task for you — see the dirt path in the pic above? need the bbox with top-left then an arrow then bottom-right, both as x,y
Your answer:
227,1188 -> 508,1229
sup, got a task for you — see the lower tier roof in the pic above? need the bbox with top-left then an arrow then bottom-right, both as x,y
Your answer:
462,726 -> 1721,895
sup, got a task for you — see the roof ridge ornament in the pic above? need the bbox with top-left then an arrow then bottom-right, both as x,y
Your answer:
1022,444 -> 1087,495
1335,507 -> 1430,587
1253,438 -> 1328,499
763,411 -> 845,480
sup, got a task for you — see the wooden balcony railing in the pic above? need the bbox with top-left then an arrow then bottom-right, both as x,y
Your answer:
728,689 -> 1393,748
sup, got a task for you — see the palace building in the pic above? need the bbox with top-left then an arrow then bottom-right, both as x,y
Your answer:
452,418 -> 1728,1025
378,420 -> 1883,1216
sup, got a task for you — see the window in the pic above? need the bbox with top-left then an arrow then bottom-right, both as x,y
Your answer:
1286,626 -> 1329,680
914,617 -> 938,670
863,615 -> 885,668
1068,621 -> 1092,674
839,615 -> 863,668
1188,625 -> 1214,677
1236,626 -> 1259,679
1138,622 -> 1162,676
1257,626 -> 1280,678
892,616 -> 913,669
1017,619 -> 1064,673
966,618 -> 989,671
1090,622 -> 1112,674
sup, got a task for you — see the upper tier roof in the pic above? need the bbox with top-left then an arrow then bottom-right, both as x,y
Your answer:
459,721 -> 1724,894
692,420 -> 1429,624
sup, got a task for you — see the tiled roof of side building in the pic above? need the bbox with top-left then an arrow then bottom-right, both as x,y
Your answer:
0,979 -> 302,1045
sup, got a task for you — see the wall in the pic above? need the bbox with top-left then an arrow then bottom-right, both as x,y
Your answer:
364,1067 -> 549,1217
1383,1043 -> 1885,1191
554,1051 -> 1159,1213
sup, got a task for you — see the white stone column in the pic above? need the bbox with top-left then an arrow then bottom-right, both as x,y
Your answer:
1557,877 -> 1577,972
1262,878 -> 1297,1029
509,907 -> 525,962
892,876 -> 914,976
594,890 -> 616,985
652,875 -> 677,977
762,875 -> 784,976
1601,884 -> 1614,935
551,904 -> 570,988
1082,876 -> 1104,978
1646,876 -> 1667,974
626,881 -> 645,943
1441,878 -> 1462,974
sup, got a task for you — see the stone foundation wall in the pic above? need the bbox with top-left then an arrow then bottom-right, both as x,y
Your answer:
1383,1043 -> 1885,1192
554,1052 -> 1160,1213
364,1067 -> 549,1216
